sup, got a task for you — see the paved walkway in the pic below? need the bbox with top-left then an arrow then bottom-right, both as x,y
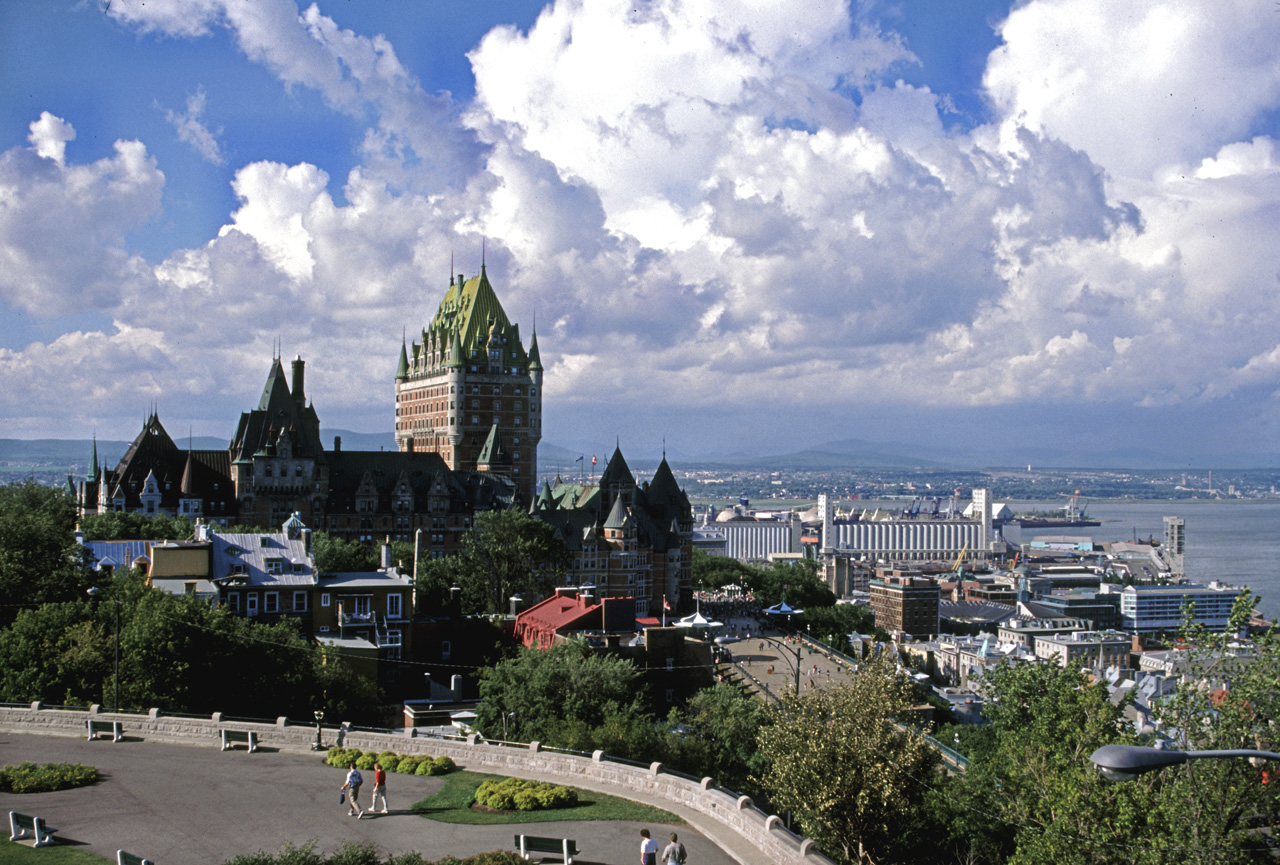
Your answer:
718,630 -> 857,701
0,731 -> 742,865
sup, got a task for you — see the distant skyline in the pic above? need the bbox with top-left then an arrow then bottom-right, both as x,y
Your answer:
3,1 -> 1279,463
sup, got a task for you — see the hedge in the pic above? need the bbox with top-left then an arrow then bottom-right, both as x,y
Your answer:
473,777 -> 578,812
325,747 -> 456,776
222,841 -> 525,865
0,761 -> 100,793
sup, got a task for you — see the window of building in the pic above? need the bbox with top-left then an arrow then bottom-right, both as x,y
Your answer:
265,592 -> 279,613
319,625 -> 330,633
293,591 -> 308,611
321,592 -> 330,607
246,593 -> 259,616
441,640 -> 452,660
265,558 -> 283,575
387,593 -> 402,619
226,593 -> 240,612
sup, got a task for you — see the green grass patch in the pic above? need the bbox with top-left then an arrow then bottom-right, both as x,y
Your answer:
0,840 -> 110,864
411,771 -> 681,826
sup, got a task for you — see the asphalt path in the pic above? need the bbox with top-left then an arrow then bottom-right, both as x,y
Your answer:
0,731 -> 738,865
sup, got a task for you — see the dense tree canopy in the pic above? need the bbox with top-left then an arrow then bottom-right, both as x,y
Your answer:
757,649 -> 940,865
416,509 -> 569,615
78,511 -> 194,541
0,481 -> 94,627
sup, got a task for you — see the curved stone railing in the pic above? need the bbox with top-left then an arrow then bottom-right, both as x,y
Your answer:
0,703 -> 834,865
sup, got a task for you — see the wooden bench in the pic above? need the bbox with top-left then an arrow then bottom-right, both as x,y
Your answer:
9,811 -> 55,847
219,729 -> 258,752
87,718 -> 123,742
514,834 -> 578,864
118,851 -> 154,865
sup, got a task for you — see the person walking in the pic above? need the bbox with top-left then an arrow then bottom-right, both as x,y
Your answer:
340,762 -> 364,818
662,831 -> 687,863
640,828 -> 660,865
371,762 -> 389,814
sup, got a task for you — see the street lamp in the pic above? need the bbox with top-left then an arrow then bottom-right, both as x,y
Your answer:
86,586 -> 119,711
312,710 -> 325,751
502,711 -> 516,741
1090,744 -> 1280,782
757,634 -> 804,697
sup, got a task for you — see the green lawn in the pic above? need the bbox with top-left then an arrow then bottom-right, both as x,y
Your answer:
0,840 -> 109,864
411,771 -> 681,826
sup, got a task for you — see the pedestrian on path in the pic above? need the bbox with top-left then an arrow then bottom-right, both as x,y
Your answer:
640,828 -> 660,865
341,763 -> 364,818
662,832 -> 687,863
371,762 -> 389,814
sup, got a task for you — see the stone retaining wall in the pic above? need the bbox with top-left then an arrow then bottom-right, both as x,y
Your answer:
0,704 -> 834,865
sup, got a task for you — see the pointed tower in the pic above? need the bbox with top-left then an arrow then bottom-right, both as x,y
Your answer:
394,267 -> 541,502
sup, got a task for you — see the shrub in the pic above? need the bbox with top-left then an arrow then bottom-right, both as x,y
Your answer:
327,843 -> 383,865
355,753 -> 377,771
0,762 -> 100,794
415,759 -> 434,776
325,747 -> 362,768
394,755 -> 422,774
379,755 -> 400,773
427,755 -> 456,776
473,778 -> 578,812
466,854 -> 524,865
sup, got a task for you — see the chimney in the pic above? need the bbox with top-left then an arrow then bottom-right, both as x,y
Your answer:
333,436 -> 341,453
407,436 -> 415,454
449,583 -> 461,618
381,536 -> 392,569
291,356 -> 305,403
302,527 -> 312,554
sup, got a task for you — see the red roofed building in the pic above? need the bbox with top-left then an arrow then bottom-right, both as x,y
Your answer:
514,590 -> 640,649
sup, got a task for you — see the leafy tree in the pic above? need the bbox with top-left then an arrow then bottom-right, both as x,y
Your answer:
426,509 -> 570,615
78,511 -> 193,541
1141,591 -> 1280,865
936,660 -> 1157,865
797,603 -> 875,648
692,548 -> 757,591
756,649 -> 940,864
0,481 -> 94,627
665,682 -> 768,793
312,532 -> 379,573
475,641 -> 650,748
0,600 -> 109,705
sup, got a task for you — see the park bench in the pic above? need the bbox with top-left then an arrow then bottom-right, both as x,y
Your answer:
9,811 -> 55,847
514,834 -> 578,864
219,729 -> 259,752
87,718 -> 123,742
118,851 -> 154,865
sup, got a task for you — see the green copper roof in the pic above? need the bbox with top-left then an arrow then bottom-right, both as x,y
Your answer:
527,330 -> 542,371
429,269 -> 511,359
396,341 -> 409,379
88,435 -> 99,479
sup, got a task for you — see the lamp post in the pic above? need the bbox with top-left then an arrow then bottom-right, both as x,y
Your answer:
1090,744 -> 1280,782
312,710 -> 325,751
502,711 -> 516,741
86,586 -> 119,711
757,634 -> 804,697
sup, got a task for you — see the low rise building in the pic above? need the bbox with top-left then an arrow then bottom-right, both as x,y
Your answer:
1033,630 -> 1131,671
1100,581 -> 1244,633
870,575 -> 940,638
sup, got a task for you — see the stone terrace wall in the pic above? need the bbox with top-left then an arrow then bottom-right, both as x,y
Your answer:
0,704 -> 834,865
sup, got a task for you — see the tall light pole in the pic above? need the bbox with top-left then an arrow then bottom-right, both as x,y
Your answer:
1090,744 -> 1280,782
312,709 -> 325,751
757,634 -> 804,697
86,586 -> 119,711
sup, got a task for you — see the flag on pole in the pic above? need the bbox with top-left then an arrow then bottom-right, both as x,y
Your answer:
575,455 -> 583,462
663,596 -> 671,611
591,454 -> 597,466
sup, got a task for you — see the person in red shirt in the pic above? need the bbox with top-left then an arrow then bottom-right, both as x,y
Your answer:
371,762 -> 389,814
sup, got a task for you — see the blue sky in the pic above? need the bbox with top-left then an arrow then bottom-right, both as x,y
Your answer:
2,0 -> 1279,465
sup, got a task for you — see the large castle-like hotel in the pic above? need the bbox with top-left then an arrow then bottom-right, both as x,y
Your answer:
75,266 -> 537,555
72,267 -> 693,611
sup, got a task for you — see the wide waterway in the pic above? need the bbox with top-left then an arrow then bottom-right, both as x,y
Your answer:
1000,500 -> 1280,622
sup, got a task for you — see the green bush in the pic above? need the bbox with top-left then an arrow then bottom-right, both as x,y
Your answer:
415,759 -> 434,776
220,846 -> 521,865
394,755 -> 422,774
325,746 -> 362,768
427,755 -> 456,776
355,753 -> 377,771
327,842 -> 383,865
473,777 -> 578,812
0,761 -> 100,793
379,755 -> 400,773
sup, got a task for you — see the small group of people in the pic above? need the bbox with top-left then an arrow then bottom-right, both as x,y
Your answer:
640,828 -> 687,864
340,762 -> 389,819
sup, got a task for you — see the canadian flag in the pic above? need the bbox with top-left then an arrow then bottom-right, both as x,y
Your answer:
591,454 -> 597,465
663,597 -> 671,611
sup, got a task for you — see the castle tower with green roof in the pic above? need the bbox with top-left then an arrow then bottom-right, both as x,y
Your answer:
395,266 -> 542,503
